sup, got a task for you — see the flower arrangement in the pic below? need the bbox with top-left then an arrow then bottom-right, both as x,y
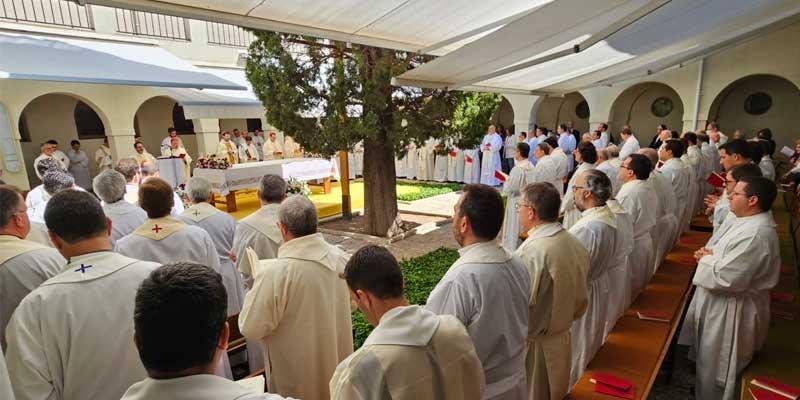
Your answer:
286,178 -> 311,196
174,183 -> 190,207
196,155 -> 230,170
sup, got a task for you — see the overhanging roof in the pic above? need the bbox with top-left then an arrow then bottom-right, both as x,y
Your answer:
162,66 -> 265,119
0,31 -> 245,90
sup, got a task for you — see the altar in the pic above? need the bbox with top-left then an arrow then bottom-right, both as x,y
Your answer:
193,158 -> 333,211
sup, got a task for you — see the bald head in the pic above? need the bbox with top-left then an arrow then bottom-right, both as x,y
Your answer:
637,148 -> 659,170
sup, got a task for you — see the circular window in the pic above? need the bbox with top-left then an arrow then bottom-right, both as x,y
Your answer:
651,97 -> 674,118
744,92 -> 772,115
575,101 -> 590,119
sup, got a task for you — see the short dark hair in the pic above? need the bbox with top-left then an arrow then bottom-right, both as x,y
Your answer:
0,185 -> 23,227
458,184 -> 504,240
664,139 -> 684,158
577,141 -> 597,164
599,123 -> 608,131
620,128 -> 632,137
729,162 -> 763,181
683,132 -> 698,145
70,140 -> 80,147
658,124 -> 667,130
167,127 -> 177,134
516,142 -> 530,159
521,182 -> 560,222
341,245 -> 404,299
739,176 -> 777,212
537,142 -> 552,155
670,130 -> 680,139
559,123 -> 569,132
760,139 -> 776,157
45,190 -> 107,244
134,141 -> 144,149
698,133 -> 710,143
708,122 -> 719,129
134,262 -> 227,372
747,141 -> 764,163
583,169 -> 612,204
46,139 -> 58,145
544,136 -> 559,149
756,128 -> 772,140
138,178 -> 174,219
719,139 -> 751,160
625,154 -> 652,180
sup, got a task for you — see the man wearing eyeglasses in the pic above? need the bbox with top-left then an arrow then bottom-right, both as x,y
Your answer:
616,154 -> 659,304
515,182 -> 589,400
0,185 -> 64,351
566,170 -> 621,387
705,163 -> 764,248
679,176 -> 779,400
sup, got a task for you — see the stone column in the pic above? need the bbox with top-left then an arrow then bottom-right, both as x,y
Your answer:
504,94 -> 542,134
193,118 -> 221,157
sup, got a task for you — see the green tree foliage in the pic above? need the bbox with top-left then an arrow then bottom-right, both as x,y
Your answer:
246,31 -> 501,235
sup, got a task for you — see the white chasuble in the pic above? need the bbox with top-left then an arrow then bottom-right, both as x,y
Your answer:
239,233 -> 353,400
330,305 -> 485,400
616,179 -> 658,304
5,251 -> 160,400
515,223 -> 589,400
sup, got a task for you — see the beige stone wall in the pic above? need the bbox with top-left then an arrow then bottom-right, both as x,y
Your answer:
610,83 -> 685,141
534,92 -> 590,134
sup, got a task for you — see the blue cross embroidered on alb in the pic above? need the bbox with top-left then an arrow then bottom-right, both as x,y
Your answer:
74,264 -> 92,273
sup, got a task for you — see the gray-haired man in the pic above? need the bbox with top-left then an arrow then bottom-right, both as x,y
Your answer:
94,169 -> 147,247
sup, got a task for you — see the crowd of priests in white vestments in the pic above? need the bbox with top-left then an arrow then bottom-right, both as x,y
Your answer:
0,119 -> 786,400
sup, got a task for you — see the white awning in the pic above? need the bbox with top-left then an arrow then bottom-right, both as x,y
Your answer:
0,32 -> 246,90
161,66 -> 265,119
394,0 -> 800,94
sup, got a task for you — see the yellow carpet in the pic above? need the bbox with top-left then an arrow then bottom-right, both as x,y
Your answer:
218,180 -> 422,220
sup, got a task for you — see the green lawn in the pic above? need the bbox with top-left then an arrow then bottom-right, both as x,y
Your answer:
396,180 -> 462,202
351,247 -> 459,348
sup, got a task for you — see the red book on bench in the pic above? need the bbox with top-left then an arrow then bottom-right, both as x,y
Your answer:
751,388 -> 793,400
591,372 -> 635,399
770,291 -> 795,304
636,309 -> 671,323
707,171 -> 725,188
751,376 -> 800,399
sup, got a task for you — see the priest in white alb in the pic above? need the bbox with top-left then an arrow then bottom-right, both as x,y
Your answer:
604,195 -> 634,336
417,137 -> 436,181
121,262 -> 290,400
616,154 -> 658,304
93,170 -> 147,247
679,176 -> 780,400
463,146 -> 480,184
331,245 -> 485,400
66,140 -> 91,190
595,147 -> 620,196
0,186 -> 64,350
657,139 -> 691,236
26,158 -> 65,212
5,190 -> 160,400
561,142 -> 597,229
134,141 -> 157,166
515,182 -> 589,400
618,128 -> 640,161
501,142 -> 535,251
239,195 -> 353,400
217,131 -> 240,165
433,139 -> 449,182
94,137 -> 114,172
178,177 -> 245,315
447,146 -> 465,183
232,175 -> 286,288
531,142 -> 561,195
26,170 -> 75,247
426,184 -> 531,399
566,170 -> 620,386
263,131 -> 285,161
638,148 -> 679,269
161,137 -> 192,181
547,138 -> 569,196
480,125 -> 503,186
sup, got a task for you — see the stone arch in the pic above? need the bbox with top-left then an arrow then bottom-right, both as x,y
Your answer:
534,92 -> 590,134
492,96 -> 515,134
18,92 -> 111,185
707,74 -> 800,149
134,95 -> 199,161
609,82 -> 684,140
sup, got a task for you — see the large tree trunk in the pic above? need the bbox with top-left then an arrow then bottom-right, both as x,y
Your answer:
362,134 -> 399,237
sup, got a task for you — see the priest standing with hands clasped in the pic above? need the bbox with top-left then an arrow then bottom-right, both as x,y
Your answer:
480,125 -> 503,186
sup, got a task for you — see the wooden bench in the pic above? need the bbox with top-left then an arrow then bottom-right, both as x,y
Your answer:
570,225 -> 709,399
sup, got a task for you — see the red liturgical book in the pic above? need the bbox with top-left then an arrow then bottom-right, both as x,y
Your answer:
770,291 -> 795,304
636,310 -> 671,323
656,160 -> 664,169
450,150 -> 457,157
465,155 -> 473,163
591,372 -> 635,399
751,388 -> 791,400
178,153 -> 186,159
495,170 -> 508,182
707,171 -> 725,188
751,376 -> 800,399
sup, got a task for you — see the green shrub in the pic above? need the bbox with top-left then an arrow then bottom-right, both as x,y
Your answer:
351,247 -> 459,348
396,181 -> 462,201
